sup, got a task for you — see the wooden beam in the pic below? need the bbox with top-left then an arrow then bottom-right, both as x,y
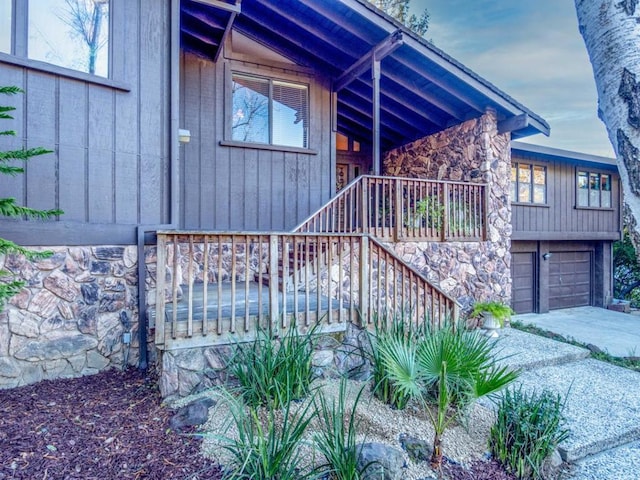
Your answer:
191,0 -> 241,14
333,30 -> 403,92
498,113 -> 529,134
214,7 -> 238,62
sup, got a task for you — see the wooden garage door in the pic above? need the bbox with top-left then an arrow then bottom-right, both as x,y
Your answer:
549,251 -> 591,310
511,252 -> 535,314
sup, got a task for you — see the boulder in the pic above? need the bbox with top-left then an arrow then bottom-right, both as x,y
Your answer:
357,442 -> 406,480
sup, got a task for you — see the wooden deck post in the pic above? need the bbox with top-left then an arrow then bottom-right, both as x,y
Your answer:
269,235 -> 280,335
359,235 -> 370,326
155,234 -> 167,347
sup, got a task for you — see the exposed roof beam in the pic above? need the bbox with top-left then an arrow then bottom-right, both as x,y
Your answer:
333,30 -> 403,92
181,26 -> 219,47
214,3 -> 238,61
191,0 -> 241,14
498,113 -> 529,135
182,6 -> 227,30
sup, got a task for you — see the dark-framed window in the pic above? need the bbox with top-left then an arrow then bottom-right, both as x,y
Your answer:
511,163 -> 546,204
577,171 -> 611,208
231,72 -> 309,149
1,0 -> 110,77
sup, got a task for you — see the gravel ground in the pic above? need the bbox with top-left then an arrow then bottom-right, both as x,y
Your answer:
198,379 -> 516,480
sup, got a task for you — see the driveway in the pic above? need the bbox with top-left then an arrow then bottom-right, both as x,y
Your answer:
512,306 -> 640,357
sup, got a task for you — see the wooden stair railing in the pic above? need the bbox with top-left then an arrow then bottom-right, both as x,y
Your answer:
294,175 -> 488,242
154,232 -> 459,349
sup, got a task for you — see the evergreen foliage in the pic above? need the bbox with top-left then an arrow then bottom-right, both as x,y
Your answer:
368,0 -> 429,37
0,86 -> 62,310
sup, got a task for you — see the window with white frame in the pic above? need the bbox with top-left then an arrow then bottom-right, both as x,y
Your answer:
577,171 -> 612,208
2,0 -> 110,77
511,163 -> 546,204
231,73 -> 309,149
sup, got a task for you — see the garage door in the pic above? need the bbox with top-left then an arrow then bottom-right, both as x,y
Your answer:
549,251 -> 591,310
511,252 -> 535,314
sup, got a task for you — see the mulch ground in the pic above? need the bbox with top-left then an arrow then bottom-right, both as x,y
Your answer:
0,368 -> 221,480
0,368 -> 517,480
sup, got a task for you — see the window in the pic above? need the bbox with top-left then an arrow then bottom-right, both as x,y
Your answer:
0,0 -> 10,54
511,163 -> 546,204
2,0 -> 110,77
231,73 -> 309,148
577,171 -> 611,208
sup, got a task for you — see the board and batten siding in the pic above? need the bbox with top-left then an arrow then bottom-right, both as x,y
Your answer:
0,0 -> 172,246
511,152 -> 621,241
179,51 -> 334,231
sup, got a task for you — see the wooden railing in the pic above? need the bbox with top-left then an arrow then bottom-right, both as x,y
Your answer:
153,232 -> 457,349
294,175 -> 487,242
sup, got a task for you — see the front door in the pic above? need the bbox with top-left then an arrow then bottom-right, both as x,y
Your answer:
336,133 -> 370,191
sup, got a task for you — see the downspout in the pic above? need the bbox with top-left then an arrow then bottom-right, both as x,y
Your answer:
138,0 -> 181,370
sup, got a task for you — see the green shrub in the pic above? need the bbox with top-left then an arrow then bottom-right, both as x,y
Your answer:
367,312 -> 427,409
489,387 -> 569,479
227,325 -> 315,409
213,389 -> 318,480
313,379 -> 371,480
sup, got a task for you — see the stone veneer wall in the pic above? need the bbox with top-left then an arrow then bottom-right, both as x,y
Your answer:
383,110 -> 512,310
0,245 -> 151,388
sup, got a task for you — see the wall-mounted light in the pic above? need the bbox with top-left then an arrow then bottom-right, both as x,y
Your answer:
178,129 -> 191,144
542,252 -> 553,261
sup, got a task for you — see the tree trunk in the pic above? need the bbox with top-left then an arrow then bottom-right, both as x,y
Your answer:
430,433 -> 443,469
575,0 -> 640,241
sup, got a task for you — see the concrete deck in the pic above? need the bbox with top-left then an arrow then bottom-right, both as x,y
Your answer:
513,306 -> 640,357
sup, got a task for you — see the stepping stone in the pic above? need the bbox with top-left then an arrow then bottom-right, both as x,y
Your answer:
568,441 -> 640,480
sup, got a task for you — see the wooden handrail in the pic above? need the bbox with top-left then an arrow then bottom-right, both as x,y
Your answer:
154,231 -> 458,348
294,175 -> 487,242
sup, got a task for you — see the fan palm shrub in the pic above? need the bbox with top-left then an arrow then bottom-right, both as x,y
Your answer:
368,311 -> 426,409
377,324 -> 519,469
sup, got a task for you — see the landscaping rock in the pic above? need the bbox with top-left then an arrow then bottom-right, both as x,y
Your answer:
399,433 -> 432,463
357,442 -> 406,480
169,397 -> 215,432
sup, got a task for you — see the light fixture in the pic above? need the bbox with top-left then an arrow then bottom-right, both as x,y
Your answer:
542,252 -> 552,261
178,129 -> 191,144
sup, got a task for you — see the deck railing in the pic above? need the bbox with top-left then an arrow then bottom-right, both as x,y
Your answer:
294,175 -> 487,242
154,232 -> 458,349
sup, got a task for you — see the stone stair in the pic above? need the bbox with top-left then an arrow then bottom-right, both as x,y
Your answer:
495,329 -> 640,479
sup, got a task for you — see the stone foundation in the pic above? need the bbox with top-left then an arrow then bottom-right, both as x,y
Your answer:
159,322 -> 372,400
0,245 -> 148,388
383,110 -> 512,311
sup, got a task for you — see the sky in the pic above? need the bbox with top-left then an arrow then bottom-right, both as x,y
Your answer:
411,0 -> 615,157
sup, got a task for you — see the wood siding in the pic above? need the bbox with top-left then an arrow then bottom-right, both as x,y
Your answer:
511,152 -> 621,241
0,0 -> 172,245
179,51 -> 335,231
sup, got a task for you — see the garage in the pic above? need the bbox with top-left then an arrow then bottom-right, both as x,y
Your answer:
548,251 -> 592,310
511,252 -> 536,314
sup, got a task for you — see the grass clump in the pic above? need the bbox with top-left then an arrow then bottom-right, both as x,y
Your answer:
228,325 -> 315,409
214,389 -> 318,480
489,387 -> 569,479
313,379 -> 371,480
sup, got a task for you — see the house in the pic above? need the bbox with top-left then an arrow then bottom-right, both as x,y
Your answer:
510,141 -> 621,314
0,0 -> 549,395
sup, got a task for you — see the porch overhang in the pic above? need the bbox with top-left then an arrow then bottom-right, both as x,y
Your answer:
180,0 -> 550,151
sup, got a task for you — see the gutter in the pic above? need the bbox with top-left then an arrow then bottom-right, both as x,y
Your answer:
138,0 -> 181,370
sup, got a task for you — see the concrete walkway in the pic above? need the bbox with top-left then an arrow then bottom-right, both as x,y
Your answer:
513,306 -> 640,357
496,326 -> 640,479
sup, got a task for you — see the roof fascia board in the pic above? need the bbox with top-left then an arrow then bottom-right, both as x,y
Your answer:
191,0 -> 241,14
333,31 -> 403,92
512,141 -> 617,167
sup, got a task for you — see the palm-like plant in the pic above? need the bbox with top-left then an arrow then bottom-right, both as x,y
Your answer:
379,325 -> 519,469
